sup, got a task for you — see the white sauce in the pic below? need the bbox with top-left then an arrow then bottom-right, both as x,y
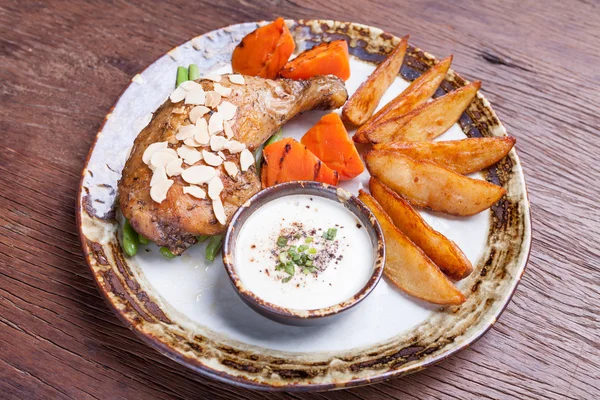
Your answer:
235,194 -> 374,310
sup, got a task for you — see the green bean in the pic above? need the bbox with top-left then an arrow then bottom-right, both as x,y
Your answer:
176,66 -> 188,87
255,128 -> 283,175
196,235 -> 211,243
138,234 -> 150,245
122,220 -> 139,257
205,234 -> 224,262
159,247 -> 176,259
188,64 -> 200,81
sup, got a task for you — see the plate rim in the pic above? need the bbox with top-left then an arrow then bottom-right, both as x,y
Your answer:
76,19 -> 532,391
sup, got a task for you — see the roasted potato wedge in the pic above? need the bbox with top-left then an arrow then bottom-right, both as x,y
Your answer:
342,36 -> 409,126
366,81 -> 481,143
365,150 -> 506,216
374,136 -> 516,174
359,191 -> 465,305
354,56 -> 452,143
370,177 -> 472,280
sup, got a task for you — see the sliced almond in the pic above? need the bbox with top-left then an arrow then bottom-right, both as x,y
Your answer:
202,150 -> 223,166
184,137 -> 203,147
150,179 -> 173,204
217,101 -> 237,121
223,161 -> 239,179
228,74 -> 245,85
208,112 -> 224,135
182,185 -> 206,199
204,74 -> 221,82
180,81 -> 203,91
169,86 -> 186,103
165,157 -> 184,177
225,139 -> 246,154
150,165 -> 168,187
208,176 -> 224,200
194,118 -> 210,144
189,106 -> 210,123
205,91 -> 222,108
150,149 -> 177,169
210,135 -> 228,152
175,124 -> 198,141
185,87 -> 206,105
217,151 -> 226,159
223,121 -> 234,139
181,165 -> 216,184
240,148 -> 254,172
142,142 -> 168,165
213,83 -> 232,97
177,145 -> 203,165
212,197 -> 227,225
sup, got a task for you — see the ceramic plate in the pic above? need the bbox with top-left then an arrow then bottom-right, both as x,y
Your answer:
77,19 -> 531,391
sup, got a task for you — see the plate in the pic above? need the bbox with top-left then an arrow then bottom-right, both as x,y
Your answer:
77,19 -> 531,391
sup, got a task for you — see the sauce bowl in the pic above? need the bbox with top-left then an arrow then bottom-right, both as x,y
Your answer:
222,181 -> 385,326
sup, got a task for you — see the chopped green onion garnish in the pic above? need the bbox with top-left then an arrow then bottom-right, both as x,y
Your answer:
279,252 -> 288,263
284,262 -> 295,276
298,245 -> 308,252
277,236 -> 288,247
176,66 -> 188,87
308,248 -> 317,255
323,228 -> 337,240
302,268 -> 311,274
306,260 -> 313,267
305,237 -> 313,243
188,64 -> 200,81
282,276 -> 293,283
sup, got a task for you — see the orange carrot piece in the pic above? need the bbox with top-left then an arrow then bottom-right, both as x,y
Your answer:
232,18 -> 295,79
280,40 -> 350,81
301,113 -> 364,180
261,138 -> 339,187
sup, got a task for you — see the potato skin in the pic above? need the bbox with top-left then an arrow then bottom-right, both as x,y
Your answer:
365,150 -> 506,216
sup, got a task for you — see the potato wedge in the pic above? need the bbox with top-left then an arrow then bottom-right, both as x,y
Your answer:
365,150 -> 506,216
342,36 -> 408,126
369,177 -> 472,280
366,81 -> 481,143
354,56 -> 452,143
359,190 -> 465,305
374,136 -> 516,174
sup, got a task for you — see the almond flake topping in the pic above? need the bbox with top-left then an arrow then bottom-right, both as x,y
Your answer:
204,74 -> 221,82
150,149 -> 177,169
181,165 -> 216,184
180,81 -> 203,91
217,151 -> 226,159
212,197 -> 227,225
202,150 -> 223,166
177,145 -> 203,165
149,166 -> 174,203
205,91 -> 222,108
183,137 -> 203,147
210,135 -> 228,152
213,83 -> 232,97
143,142 -> 168,164
183,185 -> 206,199
208,112 -> 224,135
166,158 -> 184,177
194,118 -> 210,144
189,106 -> 210,124
240,148 -> 254,172
228,74 -> 245,85
225,139 -> 246,154
208,176 -> 224,200
217,101 -> 237,121
185,87 -> 206,105
175,124 -> 198,141
169,86 -> 187,103
223,161 -> 239,179
223,121 -> 234,139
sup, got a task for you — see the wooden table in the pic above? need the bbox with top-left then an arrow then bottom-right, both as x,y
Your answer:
1,0 -> 598,398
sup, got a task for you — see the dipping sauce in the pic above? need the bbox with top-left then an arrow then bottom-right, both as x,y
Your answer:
235,194 -> 374,310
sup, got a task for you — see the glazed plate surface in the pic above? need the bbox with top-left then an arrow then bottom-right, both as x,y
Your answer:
77,20 -> 531,390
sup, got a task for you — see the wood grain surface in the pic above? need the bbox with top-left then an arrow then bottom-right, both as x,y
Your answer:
1,0 -> 598,398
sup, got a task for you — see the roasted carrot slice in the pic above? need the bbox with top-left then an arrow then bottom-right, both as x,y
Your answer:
280,40 -> 350,81
354,56 -> 452,143
232,17 -> 295,79
342,36 -> 409,126
300,113 -> 364,180
261,138 -> 339,187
